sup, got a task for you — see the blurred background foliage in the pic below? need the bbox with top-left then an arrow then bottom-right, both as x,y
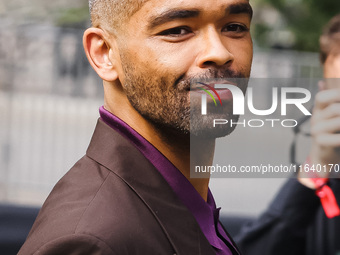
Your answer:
56,5 -> 90,28
0,0 -> 89,27
251,0 -> 340,51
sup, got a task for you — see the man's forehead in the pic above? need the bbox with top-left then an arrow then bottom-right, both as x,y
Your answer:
132,0 -> 252,28
137,0 -> 251,17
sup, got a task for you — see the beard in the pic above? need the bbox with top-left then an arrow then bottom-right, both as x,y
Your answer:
120,53 -> 249,139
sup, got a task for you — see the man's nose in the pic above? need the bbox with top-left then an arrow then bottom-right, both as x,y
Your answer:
196,28 -> 234,68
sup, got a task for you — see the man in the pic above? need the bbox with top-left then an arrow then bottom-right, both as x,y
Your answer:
19,0 -> 253,254
235,14 -> 340,255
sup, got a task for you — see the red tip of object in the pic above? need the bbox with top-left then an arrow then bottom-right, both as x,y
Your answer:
303,157 -> 340,218
315,184 -> 340,219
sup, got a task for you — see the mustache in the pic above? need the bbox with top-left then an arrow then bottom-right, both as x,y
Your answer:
174,69 -> 247,90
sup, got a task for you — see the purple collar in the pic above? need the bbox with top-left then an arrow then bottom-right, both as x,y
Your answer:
99,106 -> 235,254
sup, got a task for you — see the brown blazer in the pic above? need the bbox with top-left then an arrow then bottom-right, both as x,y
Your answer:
18,119 -> 219,255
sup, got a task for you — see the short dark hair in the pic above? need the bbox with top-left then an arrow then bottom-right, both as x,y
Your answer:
320,14 -> 340,64
89,0 -> 148,34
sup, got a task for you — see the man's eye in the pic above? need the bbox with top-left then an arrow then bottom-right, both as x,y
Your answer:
224,24 -> 249,33
158,27 -> 192,37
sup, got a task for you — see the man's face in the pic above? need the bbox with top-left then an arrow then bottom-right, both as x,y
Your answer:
114,0 -> 253,137
324,54 -> 340,89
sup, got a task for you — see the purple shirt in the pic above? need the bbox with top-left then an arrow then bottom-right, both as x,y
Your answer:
99,106 -> 237,255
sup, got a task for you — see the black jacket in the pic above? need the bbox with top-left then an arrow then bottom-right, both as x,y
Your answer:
235,178 -> 340,255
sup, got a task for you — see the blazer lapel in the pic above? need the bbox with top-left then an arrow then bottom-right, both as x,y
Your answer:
86,119 -> 216,255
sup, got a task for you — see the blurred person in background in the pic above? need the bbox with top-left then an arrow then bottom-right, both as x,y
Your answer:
18,0 -> 254,254
235,14 -> 340,255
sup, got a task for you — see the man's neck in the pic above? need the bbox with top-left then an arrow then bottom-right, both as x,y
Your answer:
151,126 -> 215,202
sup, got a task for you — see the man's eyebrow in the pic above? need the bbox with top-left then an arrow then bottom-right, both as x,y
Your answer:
226,3 -> 253,19
148,9 -> 200,30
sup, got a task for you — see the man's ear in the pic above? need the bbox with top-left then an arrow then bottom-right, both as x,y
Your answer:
83,28 -> 119,82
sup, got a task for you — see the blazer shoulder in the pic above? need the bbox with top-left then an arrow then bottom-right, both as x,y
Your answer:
19,155 -> 113,254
